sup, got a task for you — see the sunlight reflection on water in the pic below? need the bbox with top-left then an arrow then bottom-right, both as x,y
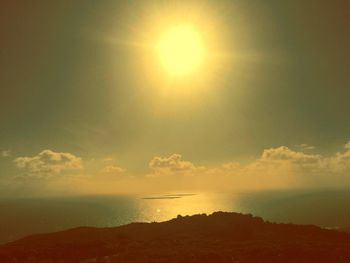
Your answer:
105,192 -> 244,226
136,193 -> 242,223
2,190 -> 350,244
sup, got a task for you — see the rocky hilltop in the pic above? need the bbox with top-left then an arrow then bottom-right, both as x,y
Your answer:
1,212 -> 350,262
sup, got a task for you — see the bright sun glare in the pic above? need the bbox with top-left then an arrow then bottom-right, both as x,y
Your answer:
157,26 -> 205,76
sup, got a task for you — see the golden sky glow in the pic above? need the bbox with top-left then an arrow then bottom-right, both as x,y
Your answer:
111,2 -> 227,115
1,1 -> 350,197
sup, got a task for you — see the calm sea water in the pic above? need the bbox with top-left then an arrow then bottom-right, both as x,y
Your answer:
1,190 -> 350,244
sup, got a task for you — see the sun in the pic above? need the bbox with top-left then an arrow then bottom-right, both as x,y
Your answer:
156,26 -> 205,76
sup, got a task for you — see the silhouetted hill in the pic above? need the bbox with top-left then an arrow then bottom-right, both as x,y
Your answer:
1,212 -> 350,262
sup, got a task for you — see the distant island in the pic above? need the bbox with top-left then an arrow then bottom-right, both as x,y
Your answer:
1,212 -> 350,262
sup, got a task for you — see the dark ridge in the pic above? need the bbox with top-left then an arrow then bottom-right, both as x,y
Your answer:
1,211 -> 350,262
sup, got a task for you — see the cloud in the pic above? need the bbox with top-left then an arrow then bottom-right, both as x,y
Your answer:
1,150 -> 11,157
102,157 -> 114,163
145,140 -> 350,191
346,141 -> 350,150
149,154 -> 196,175
232,141 -> 350,187
100,165 -> 126,175
296,143 -> 316,150
5,140 -> 350,196
14,150 -> 83,177
324,142 -> 350,174
260,146 -> 322,171
261,146 -> 319,162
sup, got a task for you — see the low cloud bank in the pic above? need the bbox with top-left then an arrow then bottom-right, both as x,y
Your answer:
14,150 -> 83,177
2,140 -> 350,196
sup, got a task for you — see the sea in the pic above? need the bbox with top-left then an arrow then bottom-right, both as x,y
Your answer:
1,189 -> 350,244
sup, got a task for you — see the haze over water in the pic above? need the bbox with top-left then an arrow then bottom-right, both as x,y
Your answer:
2,189 -> 350,244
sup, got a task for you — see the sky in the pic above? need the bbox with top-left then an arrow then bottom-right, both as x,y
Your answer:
1,0 -> 350,196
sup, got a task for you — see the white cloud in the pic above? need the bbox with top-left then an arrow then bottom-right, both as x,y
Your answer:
103,157 -> 114,163
259,146 -> 322,173
100,165 -> 126,175
1,150 -> 11,157
296,144 -> 316,150
149,154 -> 196,175
345,141 -> 350,150
324,142 -> 350,174
261,146 -> 320,163
145,140 -> 350,191
14,150 -> 83,177
6,140 -> 350,196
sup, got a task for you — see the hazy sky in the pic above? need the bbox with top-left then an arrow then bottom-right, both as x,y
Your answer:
1,1 -> 350,195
